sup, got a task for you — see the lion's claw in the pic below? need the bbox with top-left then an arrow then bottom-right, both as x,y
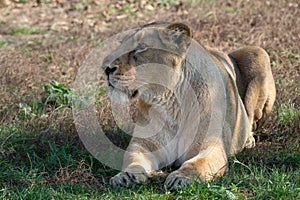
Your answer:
109,172 -> 130,187
110,171 -> 148,188
164,173 -> 193,190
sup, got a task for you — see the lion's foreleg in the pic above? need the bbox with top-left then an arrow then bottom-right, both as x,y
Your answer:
164,146 -> 227,189
110,141 -> 161,187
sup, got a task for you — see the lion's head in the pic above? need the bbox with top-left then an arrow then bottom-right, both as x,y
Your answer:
102,22 -> 193,103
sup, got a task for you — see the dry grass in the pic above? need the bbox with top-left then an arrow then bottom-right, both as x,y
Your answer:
1,0 -> 298,139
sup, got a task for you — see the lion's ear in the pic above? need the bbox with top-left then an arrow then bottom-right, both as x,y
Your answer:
165,23 -> 193,49
166,23 -> 193,38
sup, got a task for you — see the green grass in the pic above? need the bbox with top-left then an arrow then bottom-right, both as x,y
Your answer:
278,102 -> 299,124
1,116 -> 299,199
0,81 -> 299,199
0,41 -> 7,48
72,2 -> 87,11
10,26 -> 40,35
120,4 -> 135,15
1,126 -> 299,199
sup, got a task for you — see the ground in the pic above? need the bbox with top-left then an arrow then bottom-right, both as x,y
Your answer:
0,0 -> 299,199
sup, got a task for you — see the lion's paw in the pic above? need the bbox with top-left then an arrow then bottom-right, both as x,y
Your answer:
164,172 -> 194,190
110,171 -> 148,188
245,132 -> 256,149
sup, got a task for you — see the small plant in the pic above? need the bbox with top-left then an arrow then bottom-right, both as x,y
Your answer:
40,54 -> 52,62
277,75 -> 284,85
278,102 -> 299,124
280,48 -> 300,61
17,101 -> 44,120
17,0 -> 29,3
120,4 -> 135,15
92,38 -> 104,47
0,40 -> 7,48
42,80 -> 75,108
18,102 -> 35,119
71,0 -> 88,11
226,6 -> 237,13
17,44 -> 33,56
10,26 -> 40,35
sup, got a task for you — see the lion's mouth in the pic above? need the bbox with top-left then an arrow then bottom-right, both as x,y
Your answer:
107,78 -> 139,99
107,77 -> 113,87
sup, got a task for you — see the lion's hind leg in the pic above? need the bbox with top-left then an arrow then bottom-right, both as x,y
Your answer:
229,46 -> 273,131
243,77 -> 268,130
256,90 -> 276,129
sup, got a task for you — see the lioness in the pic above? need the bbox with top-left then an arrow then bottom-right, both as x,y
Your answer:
102,22 -> 275,189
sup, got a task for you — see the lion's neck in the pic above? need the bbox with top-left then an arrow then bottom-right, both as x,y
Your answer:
138,90 -> 180,131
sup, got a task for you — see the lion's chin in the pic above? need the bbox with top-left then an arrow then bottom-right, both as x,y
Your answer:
108,87 -> 139,104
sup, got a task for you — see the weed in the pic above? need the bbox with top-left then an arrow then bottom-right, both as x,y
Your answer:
120,4 -> 135,15
15,80 -> 75,121
18,0 -> 28,3
271,60 -> 277,67
71,0 -> 88,11
17,101 -> 44,120
18,102 -> 36,119
278,102 -> 299,124
42,80 -> 74,108
279,48 -> 300,61
10,26 -> 40,35
0,40 -> 7,48
40,54 -> 52,62
61,60 -> 70,68
92,38 -> 104,47
20,44 -> 33,56
226,6 -> 237,13
107,7 -> 116,15
39,0 -> 50,4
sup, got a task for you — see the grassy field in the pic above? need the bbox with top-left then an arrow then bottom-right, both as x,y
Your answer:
0,0 -> 299,199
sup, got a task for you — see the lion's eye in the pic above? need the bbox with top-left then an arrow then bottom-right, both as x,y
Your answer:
134,43 -> 148,54
133,44 -> 148,62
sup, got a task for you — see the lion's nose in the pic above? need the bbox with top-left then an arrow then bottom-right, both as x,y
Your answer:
103,65 -> 118,76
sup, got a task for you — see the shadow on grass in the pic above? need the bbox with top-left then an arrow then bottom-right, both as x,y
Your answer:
1,119 -> 299,199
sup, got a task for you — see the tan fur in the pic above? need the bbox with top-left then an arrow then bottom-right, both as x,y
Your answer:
102,22 -> 276,189
229,47 -> 276,130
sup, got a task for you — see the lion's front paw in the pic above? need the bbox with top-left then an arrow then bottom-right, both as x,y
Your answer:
110,170 -> 148,188
164,172 -> 194,190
